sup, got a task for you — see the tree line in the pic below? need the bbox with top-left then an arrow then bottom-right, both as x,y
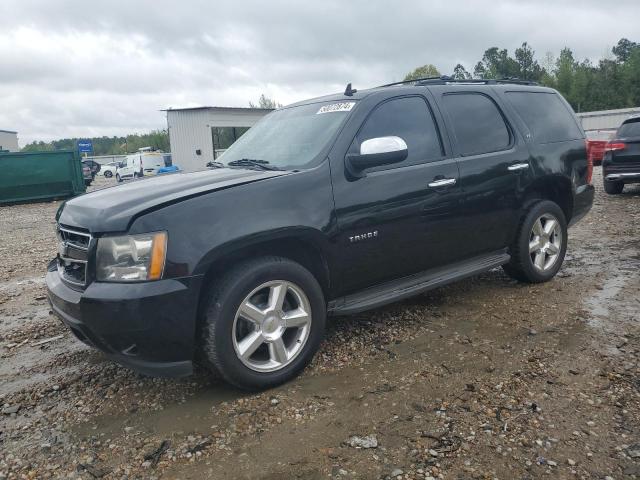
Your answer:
404,38 -> 640,113
21,130 -> 170,156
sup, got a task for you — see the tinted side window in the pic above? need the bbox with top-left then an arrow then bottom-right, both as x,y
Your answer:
355,96 -> 443,167
506,92 -> 582,144
442,93 -> 511,156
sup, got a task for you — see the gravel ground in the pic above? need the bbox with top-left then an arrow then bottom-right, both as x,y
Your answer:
0,170 -> 639,480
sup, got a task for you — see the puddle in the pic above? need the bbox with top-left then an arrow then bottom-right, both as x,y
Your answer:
0,275 -> 45,294
585,275 -> 627,320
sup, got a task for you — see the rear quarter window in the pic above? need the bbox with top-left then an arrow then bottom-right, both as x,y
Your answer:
505,91 -> 583,144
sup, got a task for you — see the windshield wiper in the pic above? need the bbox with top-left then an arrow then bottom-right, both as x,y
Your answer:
227,158 -> 283,171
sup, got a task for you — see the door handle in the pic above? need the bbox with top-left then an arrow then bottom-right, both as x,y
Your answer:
428,178 -> 456,188
508,163 -> 529,171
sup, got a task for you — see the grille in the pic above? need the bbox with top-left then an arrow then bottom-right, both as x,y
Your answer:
56,225 -> 92,286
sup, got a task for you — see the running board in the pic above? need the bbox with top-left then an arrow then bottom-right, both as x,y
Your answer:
328,250 -> 510,316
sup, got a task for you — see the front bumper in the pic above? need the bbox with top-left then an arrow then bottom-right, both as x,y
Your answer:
46,261 -> 203,377
569,184 -> 595,227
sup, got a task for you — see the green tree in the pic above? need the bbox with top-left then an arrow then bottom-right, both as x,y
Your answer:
249,94 -> 281,109
612,38 -> 639,63
403,64 -> 441,81
477,47 -> 519,78
514,42 -> 544,81
452,63 -> 471,80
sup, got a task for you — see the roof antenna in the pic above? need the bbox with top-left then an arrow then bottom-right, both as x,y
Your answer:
344,82 -> 357,96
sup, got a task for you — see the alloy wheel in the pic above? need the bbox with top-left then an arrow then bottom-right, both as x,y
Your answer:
529,213 -> 562,272
232,280 -> 312,372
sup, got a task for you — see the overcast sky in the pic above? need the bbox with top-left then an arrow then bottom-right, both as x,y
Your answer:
1,0 -> 639,145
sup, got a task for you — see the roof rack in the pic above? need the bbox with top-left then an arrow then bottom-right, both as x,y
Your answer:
377,76 -> 538,88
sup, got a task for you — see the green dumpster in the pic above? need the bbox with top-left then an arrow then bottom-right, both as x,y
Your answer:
0,150 -> 86,204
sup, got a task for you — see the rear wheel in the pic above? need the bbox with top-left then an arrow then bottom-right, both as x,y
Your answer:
503,200 -> 568,283
603,179 -> 623,195
200,257 -> 326,390
104,171 -> 113,178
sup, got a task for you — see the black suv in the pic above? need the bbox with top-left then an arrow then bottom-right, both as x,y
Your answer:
47,78 -> 594,390
602,114 -> 640,194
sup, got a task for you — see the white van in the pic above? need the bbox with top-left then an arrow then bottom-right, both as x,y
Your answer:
115,151 -> 166,182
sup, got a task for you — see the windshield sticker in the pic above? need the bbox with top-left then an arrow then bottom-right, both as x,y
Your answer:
317,102 -> 355,114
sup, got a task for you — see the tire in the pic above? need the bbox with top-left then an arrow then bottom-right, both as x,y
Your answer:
116,174 -> 121,183
200,256 -> 326,391
603,179 -> 623,195
503,200 -> 568,283
84,180 -> 92,186
104,171 -> 113,178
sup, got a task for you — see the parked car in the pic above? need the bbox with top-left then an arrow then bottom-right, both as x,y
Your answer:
82,159 -> 101,177
585,130 -> 614,166
101,162 -> 119,178
116,151 -> 166,182
602,115 -> 640,194
46,78 -> 594,390
82,164 -> 93,186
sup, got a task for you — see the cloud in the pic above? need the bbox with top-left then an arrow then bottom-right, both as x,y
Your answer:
1,0 -> 638,144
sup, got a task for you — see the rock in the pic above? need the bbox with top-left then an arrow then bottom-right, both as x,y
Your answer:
547,460 -> 557,467
2,404 -> 20,415
567,458 -> 576,466
270,398 -> 280,406
390,468 -> 403,477
346,435 -> 378,449
626,444 -> 640,458
428,449 -> 439,457
623,465 -> 640,476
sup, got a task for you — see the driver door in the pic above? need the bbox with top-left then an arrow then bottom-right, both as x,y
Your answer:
331,95 -> 463,295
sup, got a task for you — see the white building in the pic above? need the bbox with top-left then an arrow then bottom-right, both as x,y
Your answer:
577,107 -> 640,138
0,129 -> 19,152
164,106 -> 273,172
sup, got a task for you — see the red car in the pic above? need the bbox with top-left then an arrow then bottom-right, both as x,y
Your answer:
586,130 -> 614,166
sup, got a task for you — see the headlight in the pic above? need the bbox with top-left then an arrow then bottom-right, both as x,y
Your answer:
96,232 -> 167,282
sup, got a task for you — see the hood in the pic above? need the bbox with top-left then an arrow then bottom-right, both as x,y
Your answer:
58,168 -> 288,232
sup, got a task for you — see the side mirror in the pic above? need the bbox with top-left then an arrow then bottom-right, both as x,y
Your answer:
345,136 -> 408,178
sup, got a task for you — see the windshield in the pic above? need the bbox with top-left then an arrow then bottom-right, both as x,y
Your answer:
219,101 -> 356,169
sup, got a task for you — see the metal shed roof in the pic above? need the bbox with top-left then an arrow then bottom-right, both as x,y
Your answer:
161,106 -> 274,112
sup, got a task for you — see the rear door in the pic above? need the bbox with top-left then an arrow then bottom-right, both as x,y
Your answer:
142,153 -> 165,175
331,94 -> 463,294
434,89 -> 532,258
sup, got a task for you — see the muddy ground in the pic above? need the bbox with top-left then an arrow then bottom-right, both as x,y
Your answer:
1,170 -> 639,480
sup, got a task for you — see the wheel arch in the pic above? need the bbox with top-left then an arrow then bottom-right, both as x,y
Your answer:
522,175 -> 573,222
195,230 -> 332,302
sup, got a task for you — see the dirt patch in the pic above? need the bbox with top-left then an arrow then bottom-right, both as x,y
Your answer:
1,170 -> 639,480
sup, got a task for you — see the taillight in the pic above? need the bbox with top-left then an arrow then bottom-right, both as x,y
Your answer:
585,140 -> 594,184
605,142 -> 626,152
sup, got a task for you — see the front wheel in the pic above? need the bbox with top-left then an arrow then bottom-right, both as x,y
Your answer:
200,257 -> 326,390
116,174 -> 122,183
104,171 -> 113,178
603,179 -> 623,195
503,200 -> 568,283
